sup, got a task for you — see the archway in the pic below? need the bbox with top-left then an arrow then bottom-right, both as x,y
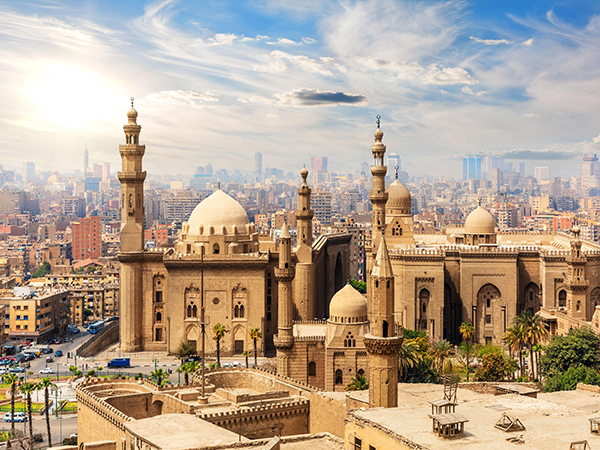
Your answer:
522,283 -> 540,315
334,252 -> 343,293
477,284 -> 501,343
418,288 -> 430,332
590,287 -> 600,321
558,289 -> 567,308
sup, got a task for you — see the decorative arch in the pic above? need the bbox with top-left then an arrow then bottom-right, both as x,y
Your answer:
308,361 -> 316,376
335,369 -> 343,385
521,282 -> 540,315
477,284 -> 501,343
185,285 -> 200,319
418,288 -> 430,332
558,289 -> 567,308
232,283 -> 247,320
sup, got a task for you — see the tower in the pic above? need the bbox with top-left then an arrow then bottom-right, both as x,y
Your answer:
84,148 -> 89,176
254,152 -> 262,183
370,117 -> 388,254
364,236 -> 402,408
273,222 -> 295,376
118,98 -> 146,352
565,225 -> 588,319
296,167 -> 313,248
294,167 -> 315,320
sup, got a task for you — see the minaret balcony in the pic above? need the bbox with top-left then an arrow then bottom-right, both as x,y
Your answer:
369,191 -> 389,203
295,210 -> 314,220
364,334 -> 403,354
275,267 -> 295,282
371,166 -> 387,176
118,172 -> 147,182
273,334 -> 294,349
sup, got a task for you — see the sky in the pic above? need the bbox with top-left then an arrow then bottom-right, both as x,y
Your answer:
2,0 -> 600,179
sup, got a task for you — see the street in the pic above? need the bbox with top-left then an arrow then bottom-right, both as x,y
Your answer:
0,415 -> 77,447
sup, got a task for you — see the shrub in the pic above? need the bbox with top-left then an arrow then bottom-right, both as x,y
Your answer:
474,352 -> 517,382
544,366 -> 600,392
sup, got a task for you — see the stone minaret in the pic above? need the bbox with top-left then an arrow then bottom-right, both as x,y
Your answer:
296,167 -> 314,248
365,236 -> 402,408
566,225 -> 588,319
118,98 -> 146,352
370,117 -> 388,255
274,222 -> 295,376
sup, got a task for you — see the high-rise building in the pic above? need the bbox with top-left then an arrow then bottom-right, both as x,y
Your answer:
62,197 -> 86,217
312,187 -> 332,225
22,162 -> 35,182
482,156 -> 503,180
518,162 -> 525,175
581,155 -> 600,189
92,163 -> 103,179
462,155 -> 481,180
387,153 -> 401,175
311,157 -> 328,173
84,148 -> 89,175
254,152 -> 262,183
491,167 -> 503,192
534,166 -> 550,182
72,216 -> 102,260
101,162 -> 110,182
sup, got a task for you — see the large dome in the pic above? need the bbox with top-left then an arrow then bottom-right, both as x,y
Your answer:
329,284 -> 368,323
464,205 -> 495,235
386,179 -> 411,212
186,190 -> 250,236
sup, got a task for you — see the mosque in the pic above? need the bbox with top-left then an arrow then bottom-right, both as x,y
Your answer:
118,103 -> 600,394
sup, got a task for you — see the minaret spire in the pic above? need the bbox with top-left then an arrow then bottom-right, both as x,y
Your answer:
296,167 -> 314,247
370,116 -> 388,253
274,221 -> 295,376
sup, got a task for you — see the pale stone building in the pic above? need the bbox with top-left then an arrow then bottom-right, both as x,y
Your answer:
117,104 -> 351,357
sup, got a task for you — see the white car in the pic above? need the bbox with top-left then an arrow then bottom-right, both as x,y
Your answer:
4,412 -> 26,422
39,367 -> 54,374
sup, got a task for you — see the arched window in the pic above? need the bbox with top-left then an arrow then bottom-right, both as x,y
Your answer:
308,361 -> 316,376
239,305 -> 245,318
128,194 -> 132,208
344,339 -> 348,347
577,301 -> 581,312
213,243 -> 220,255
375,281 -> 379,288
352,339 -> 356,347
192,304 -> 197,318
187,304 -> 192,318
422,303 -> 427,313
529,291 -> 533,302
234,305 -> 240,318
358,369 -> 365,377
335,369 -> 343,385
156,312 -> 162,323
559,290 -> 567,308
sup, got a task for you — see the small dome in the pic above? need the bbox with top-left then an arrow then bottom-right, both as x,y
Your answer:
127,107 -> 138,119
329,284 -> 368,322
464,206 -> 495,235
386,179 -> 411,212
186,190 -> 250,237
300,167 -> 308,177
374,128 -> 383,141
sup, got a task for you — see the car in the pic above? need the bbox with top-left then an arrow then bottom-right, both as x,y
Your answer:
39,367 -> 54,374
4,412 -> 26,423
23,355 -> 35,362
45,356 -> 54,363
64,337 -> 72,343
9,367 -> 24,373
72,328 -> 81,334
55,350 -> 63,357
0,368 -> 8,375
42,348 -> 53,354
184,356 -> 202,364
53,338 -> 62,344
0,360 -> 10,366
232,361 -> 240,368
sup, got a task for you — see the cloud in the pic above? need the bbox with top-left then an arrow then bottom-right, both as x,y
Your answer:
522,38 -> 534,46
266,38 -> 301,45
461,86 -> 488,96
146,90 -> 219,108
498,148 -> 579,160
424,65 -> 477,85
470,36 -> 514,45
254,50 -> 345,76
302,37 -> 317,44
240,34 -> 269,42
239,88 -> 368,107
208,33 -> 238,46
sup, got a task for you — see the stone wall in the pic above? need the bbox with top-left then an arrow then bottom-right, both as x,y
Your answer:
77,321 -> 119,357
308,393 -> 348,438
576,382 -> 600,393
459,382 -> 541,395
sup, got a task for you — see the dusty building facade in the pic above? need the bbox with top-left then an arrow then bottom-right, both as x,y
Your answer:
117,105 -> 351,356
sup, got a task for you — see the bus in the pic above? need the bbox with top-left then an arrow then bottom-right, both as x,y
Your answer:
88,320 -> 105,334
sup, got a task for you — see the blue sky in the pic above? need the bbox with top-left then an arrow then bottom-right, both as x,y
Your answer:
2,0 -> 600,179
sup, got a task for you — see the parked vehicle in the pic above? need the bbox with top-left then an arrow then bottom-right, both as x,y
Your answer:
42,348 -> 53,354
45,356 -> 53,363
4,412 -> 26,423
107,358 -> 130,368
39,367 -> 54,374
55,350 -> 63,357
184,356 -> 202,363
9,367 -> 24,373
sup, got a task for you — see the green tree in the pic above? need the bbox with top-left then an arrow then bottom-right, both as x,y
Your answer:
3,373 -> 19,443
430,339 -> 453,376
39,378 -> 57,448
175,340 -> 196,360
539,327 -> 600,379
18,381 -> 38,449
514,311 -> 548,379
32,261 -> 51,278
398,339 -> 422,382
243,351 -> 250,369
346,374 -> 369,391
474,352 -> 517,382
544,365 -> 600,392
83,309 -> 93,319
249,328 -> 262,368
177,363 -> 189,386
349,278 -> 366,294
212,323 -> 228,367
503,325 -> 526,378
151,369 -> 167,386
459,322 -> 475,381
186,360 -> 199,382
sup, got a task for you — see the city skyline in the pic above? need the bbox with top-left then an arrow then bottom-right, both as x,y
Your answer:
2,1 -> 600,178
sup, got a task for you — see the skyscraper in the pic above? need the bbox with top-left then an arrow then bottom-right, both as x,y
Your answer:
72,216 -> 102,260
22,162 -> 35,182
581,155 -> 600,189
482,156 -> 503,180
463,155 -> 481,180
534,166 -> 550,182
84,148 -> 89,175
102,162 -> 110,182
311,157 -> 328,173
254,152 -> 262,183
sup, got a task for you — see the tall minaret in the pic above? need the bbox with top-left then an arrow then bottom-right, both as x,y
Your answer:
118,98 -> 146,352
296,167 -> 314,248
365,236 -> 402,408
273,222 -> 295,376
566,225 -> 588,319
370,116 -> 388,255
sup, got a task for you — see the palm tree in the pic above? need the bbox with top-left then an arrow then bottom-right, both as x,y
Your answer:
186,360 -> 199,382
18,381 -> 37,449
346,374 -> 369,391
150,369 -> 167,386
430,340 -> 453,376
514,311 -> 548,379
503,325 -> 526,378
212,323 -> 228,367
532,343 -> 543,379
39,377 -> 56,448
459,322 -> 475,381
3,373 -> 19,443
177,363 -> 189,385
243,351 -> 250,368
398,340 -> 422,382
249,328 -> 262,368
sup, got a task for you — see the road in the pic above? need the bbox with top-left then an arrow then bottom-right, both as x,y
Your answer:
0,415 -> 77,447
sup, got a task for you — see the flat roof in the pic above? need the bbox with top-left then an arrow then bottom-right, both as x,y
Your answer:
125,414 -> 244,450
350,384 -> 600,449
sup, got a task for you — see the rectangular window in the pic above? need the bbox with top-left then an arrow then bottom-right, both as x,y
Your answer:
16,315 -> 20,320
23,306 -> 28,310
485,314 -> 491,324
354,437 -> 362,450
266,312 -> 272,321
23,316 -> 28,320
155,328 -> 162,342
23,325 -> 28,330
267,295 -> 271,306
155,291 -> 163,303
16,325 -> 20,330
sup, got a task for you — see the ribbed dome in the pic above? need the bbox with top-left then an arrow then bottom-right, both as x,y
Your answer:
329,284 -> 368,322
186,190 -> 250,236
464,206 -> 495,235
386,179 -> 411,212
